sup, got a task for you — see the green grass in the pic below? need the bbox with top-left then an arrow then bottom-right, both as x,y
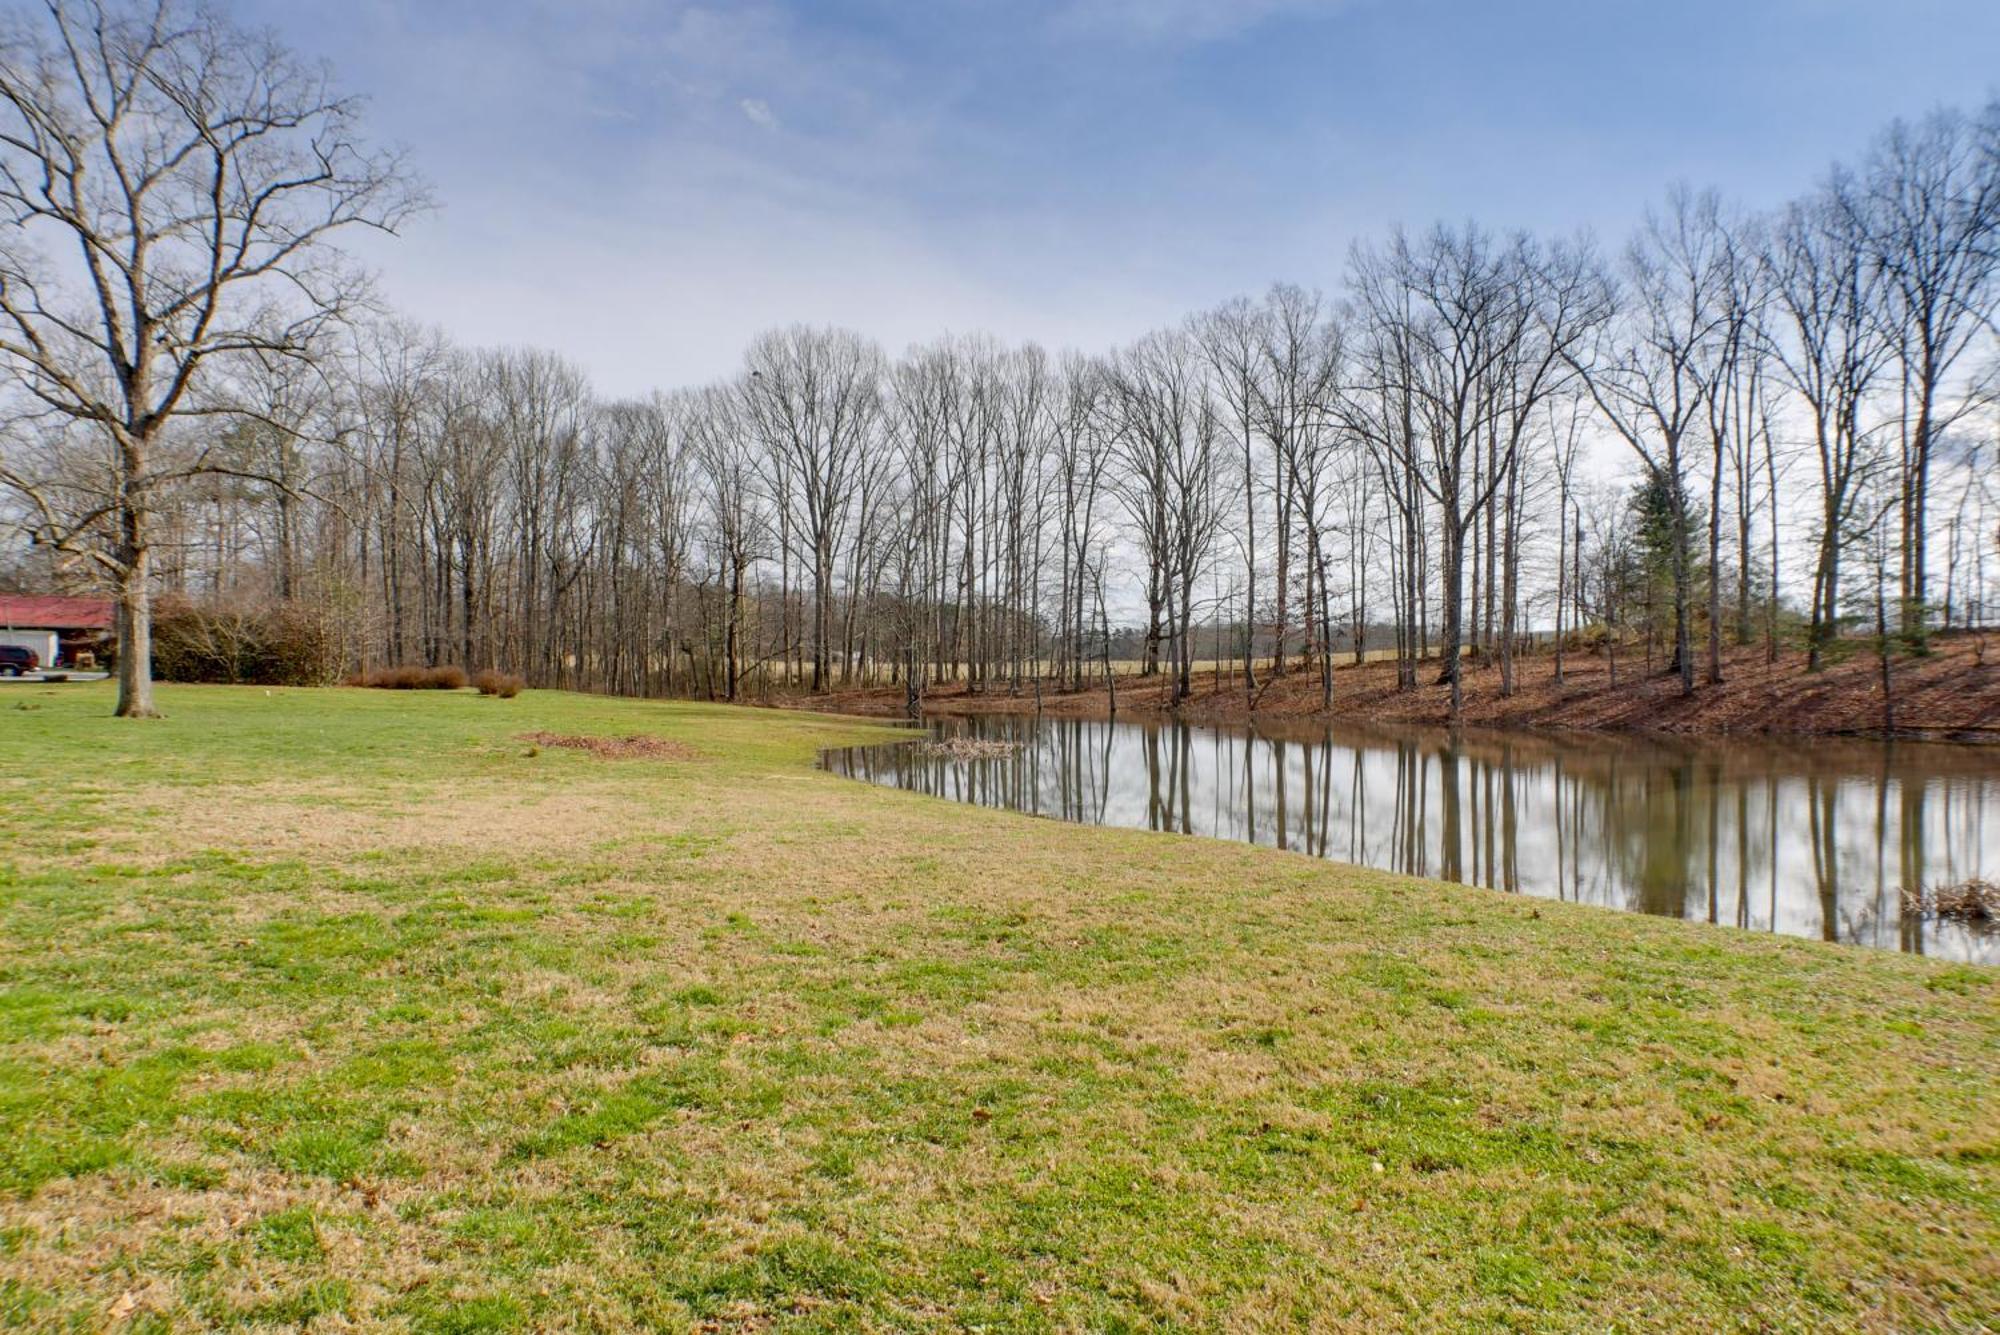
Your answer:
0,682 -> 1995,1331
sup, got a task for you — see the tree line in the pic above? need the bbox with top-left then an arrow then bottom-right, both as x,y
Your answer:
2,2 -> 1997,718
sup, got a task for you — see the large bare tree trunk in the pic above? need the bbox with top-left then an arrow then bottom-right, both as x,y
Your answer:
114,504 -> 158,718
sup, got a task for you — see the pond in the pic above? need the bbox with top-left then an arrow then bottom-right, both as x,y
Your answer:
821,714 -> 2000,963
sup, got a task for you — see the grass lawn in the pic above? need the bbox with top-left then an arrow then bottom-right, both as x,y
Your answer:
0,684 -> 1994,1332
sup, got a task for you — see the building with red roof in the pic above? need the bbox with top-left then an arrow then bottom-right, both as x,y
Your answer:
0,594 -> 114,670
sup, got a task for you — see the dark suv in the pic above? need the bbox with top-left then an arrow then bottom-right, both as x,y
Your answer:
0,645 -> 39,676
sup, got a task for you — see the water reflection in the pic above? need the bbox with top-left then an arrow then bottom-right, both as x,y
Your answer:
822,715 -> 2000,963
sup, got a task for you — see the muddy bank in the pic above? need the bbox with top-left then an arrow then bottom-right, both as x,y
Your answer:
777,635 -> 2000,741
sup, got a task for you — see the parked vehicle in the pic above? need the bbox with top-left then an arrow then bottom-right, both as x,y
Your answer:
0,645 -> 39,677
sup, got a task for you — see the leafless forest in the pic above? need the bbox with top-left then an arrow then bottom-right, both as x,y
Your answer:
2,3 -> 1997,719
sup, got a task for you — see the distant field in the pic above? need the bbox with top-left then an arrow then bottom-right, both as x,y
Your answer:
0,684 -> 1994,1330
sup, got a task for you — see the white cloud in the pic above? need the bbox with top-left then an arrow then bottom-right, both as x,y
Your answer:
738,97 -> 780,131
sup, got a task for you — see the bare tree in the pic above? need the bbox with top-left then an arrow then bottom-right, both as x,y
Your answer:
1845,103 -> 2000,642
1343,271 -> 1428,691
1487,234 -> 1606,696
1548,396 -> 1586,684
1105,328 -> 1226,704
1194,296 -> 1268,697
743,326 -> 884,693
1257,289 -> 1343,707
487,348 -> 592,681
1698,209 -> 1766,682
1350,225 -> 1532,717
887,339 -> 963,686
1047,351 -> 1109,690
1765,188 -> 1895,670
0,0 -> 421,714
688,384 -> 766,700
344,319 -> 451,667
1571,187 -> 1730,697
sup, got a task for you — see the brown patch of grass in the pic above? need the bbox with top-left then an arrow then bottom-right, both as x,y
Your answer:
133,781 -> 651,863
517,730 -> 698,760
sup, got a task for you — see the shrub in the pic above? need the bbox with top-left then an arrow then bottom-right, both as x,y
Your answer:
348,664 -> 469,690
153,599 -> 341,686
474,669 -> 525,698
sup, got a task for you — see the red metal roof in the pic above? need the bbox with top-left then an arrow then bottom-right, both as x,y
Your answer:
0,594 -> 114,629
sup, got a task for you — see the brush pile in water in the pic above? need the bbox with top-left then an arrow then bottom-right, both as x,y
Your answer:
916,736 -> 1021,761
1900,878 -> 2000,922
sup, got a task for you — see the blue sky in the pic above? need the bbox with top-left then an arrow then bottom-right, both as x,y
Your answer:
241,0 -> 2000,397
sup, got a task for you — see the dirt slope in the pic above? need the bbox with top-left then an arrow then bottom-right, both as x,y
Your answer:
786,635 -> 2000,740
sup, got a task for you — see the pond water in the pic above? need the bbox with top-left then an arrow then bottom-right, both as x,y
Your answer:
821,714 -> 2000,963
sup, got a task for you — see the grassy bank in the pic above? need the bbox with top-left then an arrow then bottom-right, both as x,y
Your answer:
1,684 -> 1995,1331
801,636 -> 2000,741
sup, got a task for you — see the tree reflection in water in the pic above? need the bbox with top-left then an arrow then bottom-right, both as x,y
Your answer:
824,716 -> 2000,962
